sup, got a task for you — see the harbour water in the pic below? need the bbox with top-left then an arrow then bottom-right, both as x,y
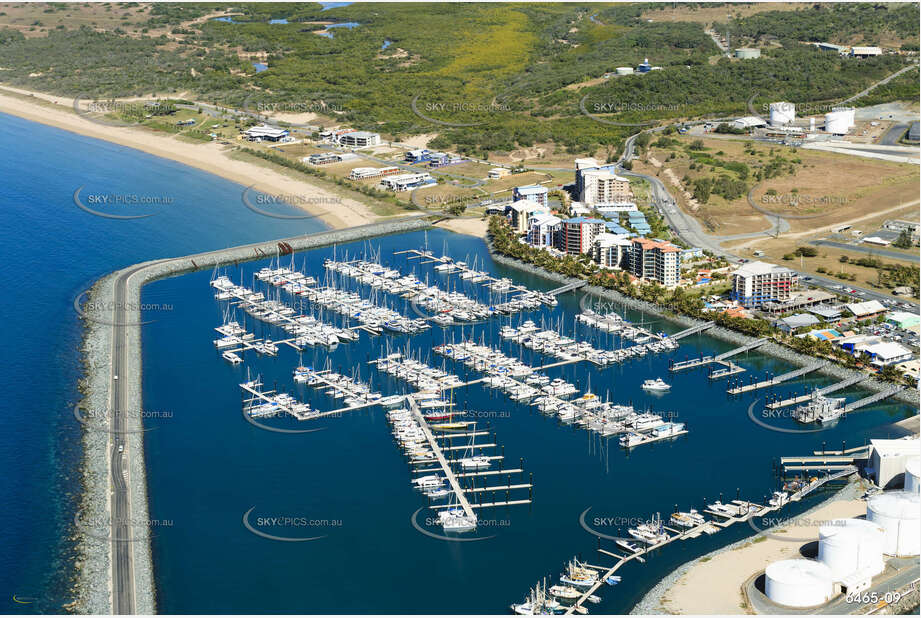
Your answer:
140,229 -> 914,614
0,112 -> 325,613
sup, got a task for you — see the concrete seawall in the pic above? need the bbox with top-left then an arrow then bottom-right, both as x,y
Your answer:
74,217 -> 432,614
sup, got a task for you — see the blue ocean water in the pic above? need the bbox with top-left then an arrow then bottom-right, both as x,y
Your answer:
0,112 -> 326,613
139,230 -> 914,614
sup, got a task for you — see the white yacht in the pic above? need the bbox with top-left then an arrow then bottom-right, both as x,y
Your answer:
222,351 -> 242,365
641,378 -> 671,392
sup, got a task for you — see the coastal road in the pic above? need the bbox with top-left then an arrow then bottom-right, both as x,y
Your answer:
109,261 -> 156,615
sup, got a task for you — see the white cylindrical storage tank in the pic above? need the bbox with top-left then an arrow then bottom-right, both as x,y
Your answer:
832,106 -> 856,128
765,559 -> 834,607
867,491 -> 920,556
904,456 -> 919,493
818,519 -> 885,580
825,111 -> 850,135
770,102 -> 795,126
810,117 -> 816,132
615,67 -> 634,75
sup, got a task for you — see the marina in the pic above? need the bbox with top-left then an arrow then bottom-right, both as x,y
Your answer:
135,227 -> 916,614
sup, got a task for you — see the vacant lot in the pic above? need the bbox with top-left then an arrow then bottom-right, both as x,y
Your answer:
636,134 -> 919,237
640,3 -> 805,24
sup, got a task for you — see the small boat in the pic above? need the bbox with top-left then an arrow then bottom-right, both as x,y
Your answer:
641,378 -> 671,392
222,351 -> 242,365
459,455 -> 491,470
604,576 -> 621,586
429,422 -> 470,431
548,585 -> 580,600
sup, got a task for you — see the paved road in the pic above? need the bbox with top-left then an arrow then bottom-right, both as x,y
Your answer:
879,123 -> 910,146
109,261 -> 155,615
840,63 -> 920,105
811,239 -> 919,264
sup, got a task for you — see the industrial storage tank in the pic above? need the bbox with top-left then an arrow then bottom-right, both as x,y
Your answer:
905,456 -> 920,493
867,491 -> 920,556
769,102 -> 795,126
735,47 -> 761,59
615,67 -> 634,76
818,519 -> 885,580
825,111 -> 851,135
765,559 -> 834,607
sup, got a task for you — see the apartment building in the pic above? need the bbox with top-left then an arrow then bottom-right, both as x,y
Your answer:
580,169 -> 633,208
730,261 -> 798,307
560,217 -> 606,255
629,238 -> 680,286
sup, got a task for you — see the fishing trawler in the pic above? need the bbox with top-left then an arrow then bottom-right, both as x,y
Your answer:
559,559 -> 598,588
669,509 -> 706,529
628,514 -> 668,544
793,392 -> 846,424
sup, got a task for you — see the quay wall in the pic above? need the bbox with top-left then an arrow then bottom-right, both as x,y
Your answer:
486,245 -> 919,408
74,216 -> 432,613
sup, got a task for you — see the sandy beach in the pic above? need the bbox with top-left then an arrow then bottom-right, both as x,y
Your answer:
435,216 -> 489,238
653,495 -> 867,614
0,86 -> 381,230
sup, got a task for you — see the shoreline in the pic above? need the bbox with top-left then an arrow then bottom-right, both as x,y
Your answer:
73,218 -> 433,613
485,240 -> 919,613
486,240 -> 918,407
630,480 -> 867,615
0,85 -> 382,230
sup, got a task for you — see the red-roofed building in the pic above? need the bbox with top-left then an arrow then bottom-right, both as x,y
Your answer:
629,238 -> 681,286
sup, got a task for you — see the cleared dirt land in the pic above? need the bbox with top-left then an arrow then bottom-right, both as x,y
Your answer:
637,135 -> 919,237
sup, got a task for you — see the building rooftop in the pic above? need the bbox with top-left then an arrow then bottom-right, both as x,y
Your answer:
515,185 -> 549,194
342,130 -> 380,139
846,300 -> 887,317
864,341 -> 911,359
733,261 -> 795,277
508,199 -> 547,212
632,237 -> 679,252
777,313 -> 821,329
870,438 -> 920,459
564,217 -> 605,224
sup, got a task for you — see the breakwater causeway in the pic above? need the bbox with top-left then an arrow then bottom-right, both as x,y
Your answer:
75,217 -> 431,613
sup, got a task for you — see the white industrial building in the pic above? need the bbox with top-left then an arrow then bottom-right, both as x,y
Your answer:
732,116 -> 767,130
338,130 -> 381,148
866,490 -> 920,557
869,438 -> 921,489
379,172 -> 434,191
348,166 -> 399,180
769,102 -> 796,126
764,559 -> 834,607
851,46 -> 882,57
244,124 -> 290,142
